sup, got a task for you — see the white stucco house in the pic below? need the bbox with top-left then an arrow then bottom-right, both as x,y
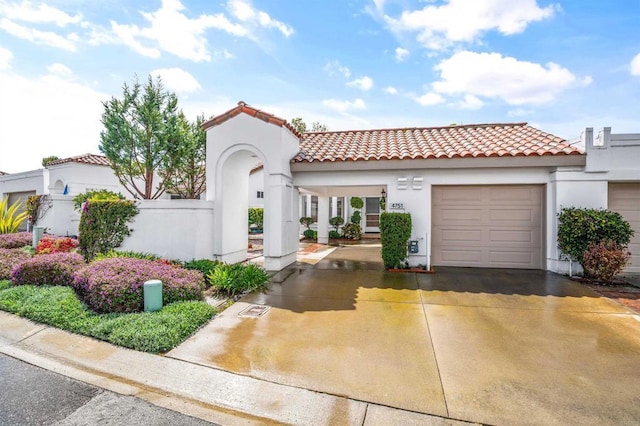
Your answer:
2,101 -> 638,273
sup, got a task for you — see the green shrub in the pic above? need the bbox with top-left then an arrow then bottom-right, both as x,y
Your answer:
0,197 -> 28,234
303,229 -> 317,239
0,284 -> 215,353
350,197 -> 364,210
299,216 -> 314,230
248,208 -> 264,229
72,189 -> 125,211
0,248 -> 31,280
557,207 -> 634,264
342,223 -> 362,240
329,216 -> 344,232
78,199 -> 139,261
206,263 -> 269,296
11,252 -> 85,286
94,250 -> 160,261
380,212 -> 412,269
73,258 -> 204,313
183,258 -> 221,286
581,241 -> 630,282
329,230 -> 341,239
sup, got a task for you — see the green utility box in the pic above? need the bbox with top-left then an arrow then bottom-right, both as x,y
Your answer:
144,279 -> 163,312
32,226 -> 44,248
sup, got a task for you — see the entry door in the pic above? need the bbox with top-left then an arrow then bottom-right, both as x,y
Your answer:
364,197 -> 380,232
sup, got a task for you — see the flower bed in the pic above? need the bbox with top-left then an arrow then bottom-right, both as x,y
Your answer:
11,252 -> 85,286
0,232 -> 32,249
0,248 -> 31,280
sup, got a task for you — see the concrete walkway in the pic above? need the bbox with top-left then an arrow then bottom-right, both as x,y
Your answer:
2,245 -> 640,424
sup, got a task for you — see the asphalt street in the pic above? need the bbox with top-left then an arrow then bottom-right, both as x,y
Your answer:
0,353 -> 216,426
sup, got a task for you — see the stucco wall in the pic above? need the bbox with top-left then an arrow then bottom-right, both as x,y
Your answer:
0,169 -> 47,197
119,200 -> 215,261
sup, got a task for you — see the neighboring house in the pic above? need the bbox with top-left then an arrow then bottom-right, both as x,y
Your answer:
0,168 -> 48,231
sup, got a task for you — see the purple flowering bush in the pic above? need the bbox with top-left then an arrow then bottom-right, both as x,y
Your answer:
0,232 -> 33,249
11,252 -> 85,286
0,248 -> 31,279
73,258 -> 205,313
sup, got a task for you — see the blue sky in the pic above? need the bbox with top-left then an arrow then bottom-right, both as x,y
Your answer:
1,0 -> 639,173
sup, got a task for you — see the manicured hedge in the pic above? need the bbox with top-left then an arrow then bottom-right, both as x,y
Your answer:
73,258 -> 205,313
11,252 -> 85,286
0,232 -> 32,249
0,248 -> 31,280
379,212 -> 412,269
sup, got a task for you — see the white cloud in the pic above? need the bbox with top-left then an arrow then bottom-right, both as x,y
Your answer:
228,0 -> 294,37
323,60 -> 351,78
0,70 -> 107,173
100,0 -> 292,62
631,52 -> 640,76
0,18 -> 78,51
0,45 -> 12,70
347,76 -> 374,91
150,67 -> 201,94
384,86 -> 398,95
46,63 -> 73,77
322,98 -> 367,112
0,1 -> 83,27
382,0 -> 557,50
432,50 -> 587,105
457,94 -> 483,110
415,92 -> 445,106
395,47 -> 409,62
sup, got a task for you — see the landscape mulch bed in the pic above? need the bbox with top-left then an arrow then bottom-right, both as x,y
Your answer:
571,277 -> 640,314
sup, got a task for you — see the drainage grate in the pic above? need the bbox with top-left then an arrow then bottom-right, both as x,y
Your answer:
238,304 -> 271,318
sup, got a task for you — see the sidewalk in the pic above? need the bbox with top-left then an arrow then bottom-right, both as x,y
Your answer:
0,311 -> 472,425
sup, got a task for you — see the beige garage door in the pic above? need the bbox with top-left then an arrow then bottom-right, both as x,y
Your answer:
608,183 -> 640,274
432,185 -> 544,269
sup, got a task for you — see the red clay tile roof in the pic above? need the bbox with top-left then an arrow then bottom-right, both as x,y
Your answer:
201,101 -> 302,138
295,123 -> 582,163
46,153 -> 111,167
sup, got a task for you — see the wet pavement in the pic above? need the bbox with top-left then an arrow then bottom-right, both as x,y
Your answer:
169,246 -> 640,425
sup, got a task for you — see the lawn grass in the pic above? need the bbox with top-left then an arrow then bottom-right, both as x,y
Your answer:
0,284 -> 216,353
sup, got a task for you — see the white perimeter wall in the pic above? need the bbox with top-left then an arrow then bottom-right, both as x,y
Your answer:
119,200 -> 215,261
0,169 -> 47,196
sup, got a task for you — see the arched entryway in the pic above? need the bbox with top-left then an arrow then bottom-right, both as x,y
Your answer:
203,102 -> 300,271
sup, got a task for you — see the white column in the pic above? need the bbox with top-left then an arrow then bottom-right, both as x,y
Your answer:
317,196 -> 329,244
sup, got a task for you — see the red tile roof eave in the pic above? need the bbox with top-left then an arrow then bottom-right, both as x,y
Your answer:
201,101 -> 302,139
291,151 -> 585,164
46,154 -> 111,167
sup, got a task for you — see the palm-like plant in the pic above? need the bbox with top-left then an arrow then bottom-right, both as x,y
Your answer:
0,197 -> 28,234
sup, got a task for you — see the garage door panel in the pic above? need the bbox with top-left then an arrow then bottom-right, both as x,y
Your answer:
609,183 -> 640,274
432,185 -> 544,269
433,208 -> 483,223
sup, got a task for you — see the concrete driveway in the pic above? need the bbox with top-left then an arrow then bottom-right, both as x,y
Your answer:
169,246 -> 640,425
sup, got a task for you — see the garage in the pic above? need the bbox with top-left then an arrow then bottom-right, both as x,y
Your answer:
608,182 -> 640,274
432,185 -> 544,269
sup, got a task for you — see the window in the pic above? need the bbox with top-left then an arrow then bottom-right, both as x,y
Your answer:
337,197 -> 343,217
311,196 -> 318,221
257,191 -> 264,198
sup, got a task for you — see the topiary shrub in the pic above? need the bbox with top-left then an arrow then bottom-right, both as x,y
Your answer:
73,258 -> 205,313
35,236 -> 78,254
206,263 -> 269,296
78,199 -> 139,261
0,248 -> 31,280
557,207 -> 634,264
329,216 -> 344,233
581,241 -> 630,283
329,230 -> 341,239
341,222 -> 362,240
303,229 -> 317,239
0,232 -> 32,249
11,252 -> 85,286
379,212 -> 412,269
299,216 -> 314,230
